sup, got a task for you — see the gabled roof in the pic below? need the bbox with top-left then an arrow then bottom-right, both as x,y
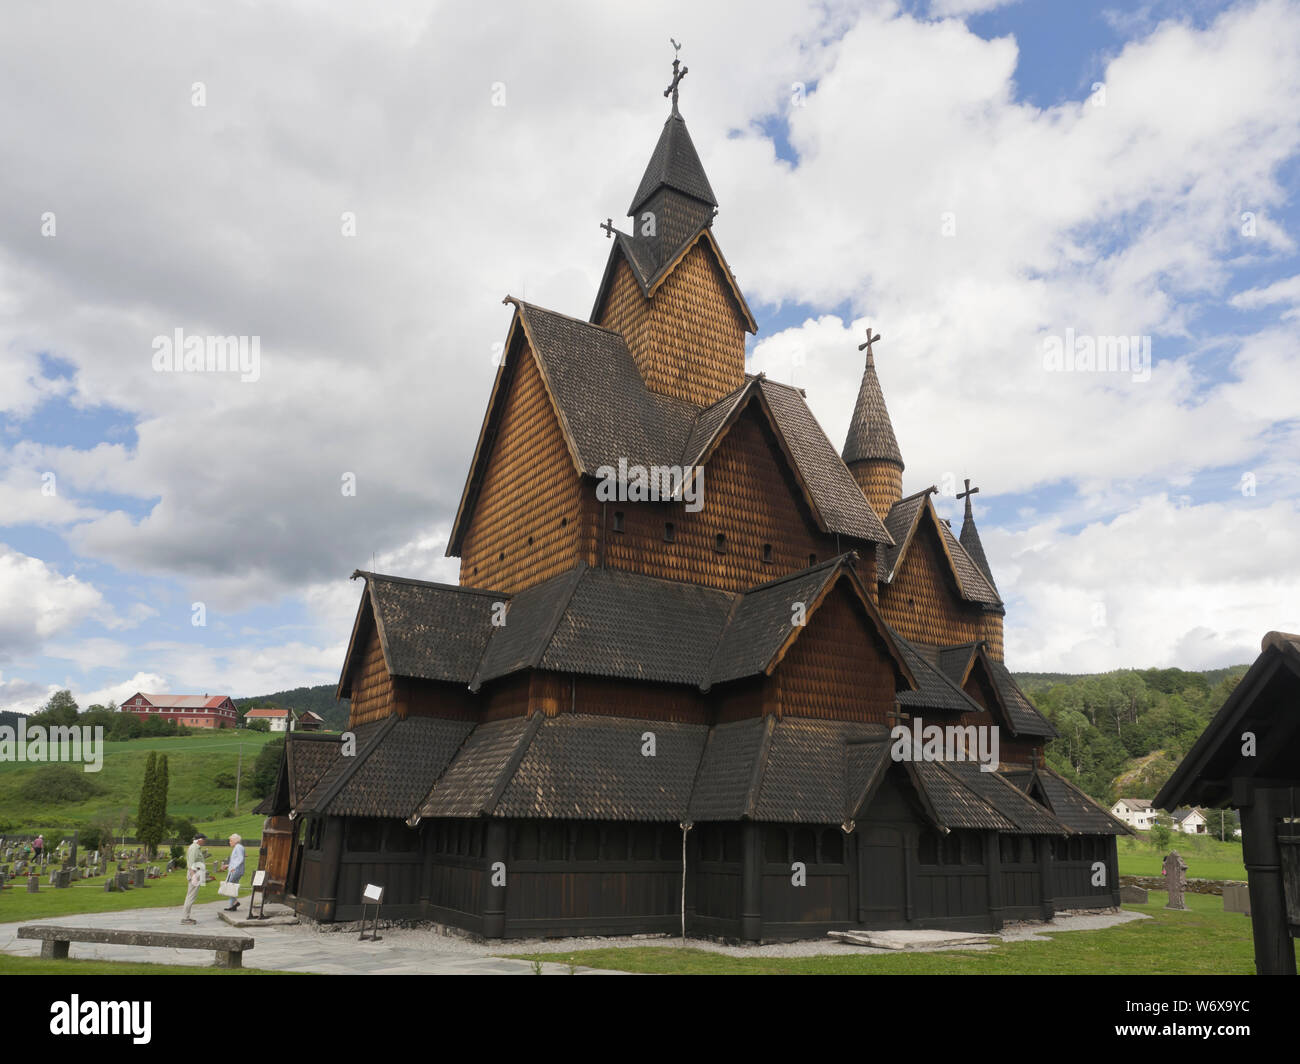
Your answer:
930,640 -> 1057,739
1116,797 -> 1153,809
1034,767 -> 1133,835
449,301 -> 889,554
628,111 -> 717,215
1156,631 -> 1300,810
688,718 -> 892,823
129,693 -> 232,709
959,501 -> 998,595
593,227 -> 758,334
244,707 -> 290,718
706,555 -> 913,691
340,555 -> 916,702
338,572 -> 503,696
877,489 -> 1002,608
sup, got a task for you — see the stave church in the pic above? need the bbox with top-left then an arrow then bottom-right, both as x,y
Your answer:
257,61 -> 1129,941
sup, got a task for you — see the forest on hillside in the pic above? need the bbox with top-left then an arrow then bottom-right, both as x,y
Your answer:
1021,666 -> 1249,804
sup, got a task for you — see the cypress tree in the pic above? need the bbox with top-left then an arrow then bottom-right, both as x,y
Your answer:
137,752 -> 159,856
157,754 -> 170,847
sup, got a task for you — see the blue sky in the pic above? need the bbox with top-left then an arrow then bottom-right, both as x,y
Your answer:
2,0 -> 1298,712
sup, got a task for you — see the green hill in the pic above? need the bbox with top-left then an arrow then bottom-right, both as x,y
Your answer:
0,731 -> 280,837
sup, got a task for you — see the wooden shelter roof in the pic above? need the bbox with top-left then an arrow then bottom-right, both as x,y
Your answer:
1156,631 -> 1300,809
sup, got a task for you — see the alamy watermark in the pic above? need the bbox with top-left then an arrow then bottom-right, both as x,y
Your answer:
152,328 -> 261,382
595,458 -> 704,513
0,721 -> 104,773
1043,328 -> 1150,383
890,716 -> 1000,772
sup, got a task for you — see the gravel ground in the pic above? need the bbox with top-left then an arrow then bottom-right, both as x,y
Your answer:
298,906 -> 1149,959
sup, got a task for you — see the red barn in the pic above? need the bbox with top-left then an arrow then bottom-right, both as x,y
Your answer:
120,693 -> 237,729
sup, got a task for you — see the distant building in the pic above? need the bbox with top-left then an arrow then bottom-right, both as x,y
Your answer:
1110,797 -> 1157,830
295,711 -> 325,732
244,707 -> 292,732
120,693 -> 237,729
1171,807 -> 1208,834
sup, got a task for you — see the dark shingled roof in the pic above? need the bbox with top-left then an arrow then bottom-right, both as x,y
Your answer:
687,717 -> 771,821
891,629 -> 985,715
540,567 -> 733,686
879,490 -> 931,582
1037,768 -> 1132,835
363,574 -> 502,685
936,643 -> 979,687
758,378 -> 893,544
515,301 -> 697,474
294,720 -> 389,815
322,717 -> 476,818
628,112 -> 717,215
416,716 -> 540,819
688,718 -> 892,823
910,761 -> 1017,832
988,660 -> 1058,738
876,491 -> 1002,608
495,715 -> 710,820
752,720 -> 891,823
959,511 -> 998,595
286,735 -> 340,808
843,353 -> 903,468
707,558 -> 850,687
941,760 -> 1066,834
471,568 -> 585,688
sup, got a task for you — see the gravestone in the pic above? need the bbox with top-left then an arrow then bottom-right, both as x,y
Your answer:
1119,883 -> 1148,904
1223,882 -> 1251,915
1163,850 -> 1188,910
27,875 -> 39,893
116,872 -> 130,891
132,868 -> 145,888
103,877 -> 116,892
54,870 -> 70,888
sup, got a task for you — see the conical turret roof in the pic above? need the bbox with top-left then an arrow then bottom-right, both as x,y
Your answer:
843,349 -> 903,468
958,486 -> 998,594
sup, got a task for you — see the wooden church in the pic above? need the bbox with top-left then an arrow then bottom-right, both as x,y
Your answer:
257,63 -> 1129,941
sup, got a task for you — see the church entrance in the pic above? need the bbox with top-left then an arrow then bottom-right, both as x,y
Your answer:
858,825 -> 907,926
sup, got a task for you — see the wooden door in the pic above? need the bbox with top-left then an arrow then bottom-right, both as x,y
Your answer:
858,825 -> 907,925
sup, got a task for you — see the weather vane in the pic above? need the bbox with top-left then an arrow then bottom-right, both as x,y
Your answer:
665,39 -> 688,116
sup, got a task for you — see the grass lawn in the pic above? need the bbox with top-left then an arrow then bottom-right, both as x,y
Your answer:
508,892 -> 1286,974
0,954 -> 287,975
0,844 -> 257,923
1117,832 -> 1246,881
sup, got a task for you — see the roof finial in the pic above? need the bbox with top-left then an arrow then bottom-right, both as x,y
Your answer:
957,478 -> 980,521
665,39 -> 688,117
858,325 -> 881,367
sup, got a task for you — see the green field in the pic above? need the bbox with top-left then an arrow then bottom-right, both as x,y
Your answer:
0,731 -> 280,836
1117,832 -> 1247,881
510,892 -> 1284,974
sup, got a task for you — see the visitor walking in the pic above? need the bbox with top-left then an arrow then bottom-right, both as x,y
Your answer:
222,834 -> 245,912
181,833 -> 207,925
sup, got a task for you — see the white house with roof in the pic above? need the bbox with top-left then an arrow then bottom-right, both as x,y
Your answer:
1110,797 -> 1157,830
244,707 -> 292,732
1171,807 -> 1208,834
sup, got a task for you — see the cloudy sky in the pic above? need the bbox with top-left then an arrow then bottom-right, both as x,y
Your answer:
2,0 -> 1299,713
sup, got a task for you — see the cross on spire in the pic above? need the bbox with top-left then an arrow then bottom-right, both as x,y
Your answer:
664,40 -> 688,117
957,478 -> 980,519
858,326 -> 881,365
600,218 -> 616,239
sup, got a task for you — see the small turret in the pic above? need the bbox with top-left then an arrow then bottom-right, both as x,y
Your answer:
844,328 -> 904,520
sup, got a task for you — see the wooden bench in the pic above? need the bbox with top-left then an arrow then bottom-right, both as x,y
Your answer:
17,925 -> 255,968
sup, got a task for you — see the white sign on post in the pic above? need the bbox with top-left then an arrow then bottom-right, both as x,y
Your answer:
252,869 -> 266,887
363,883 -> 384,903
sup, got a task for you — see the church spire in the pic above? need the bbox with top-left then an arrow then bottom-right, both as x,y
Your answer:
844,328 -> 904,519
957,478 -> 998,593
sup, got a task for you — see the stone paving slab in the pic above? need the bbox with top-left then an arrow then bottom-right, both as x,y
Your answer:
828,929 -> 995,950
0,900 -> 619,975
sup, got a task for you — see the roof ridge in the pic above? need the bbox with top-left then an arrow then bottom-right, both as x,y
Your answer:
507,295 -> 627,338
352,570 -> 506,598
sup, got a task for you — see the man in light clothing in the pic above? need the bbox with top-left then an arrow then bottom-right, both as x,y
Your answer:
181,833 -> 207,925
223,834 -> 246,912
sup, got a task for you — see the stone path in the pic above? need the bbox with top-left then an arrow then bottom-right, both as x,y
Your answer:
0,902 -> 1147,973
